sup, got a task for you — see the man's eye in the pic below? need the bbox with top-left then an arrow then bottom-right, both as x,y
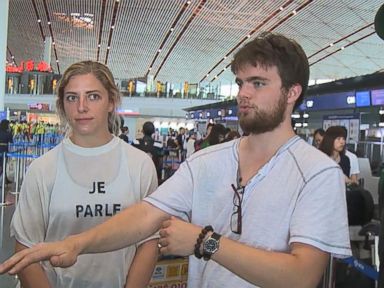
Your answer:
66,95 -> 77,102
252,81 -> 265,87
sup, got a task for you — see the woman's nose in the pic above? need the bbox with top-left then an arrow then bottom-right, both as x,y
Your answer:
77,96 -> 88,112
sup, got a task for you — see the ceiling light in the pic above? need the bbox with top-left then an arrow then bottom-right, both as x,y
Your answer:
149,67 -> 152,71
214,75 -> 218,79
170,28 -> 174,32
48,21 -> 51,25
279,6 -> 284,11
206,74 -> 209,77
98,44 -> 101,47
11,56 -> 14,59
187,1 -> 191,4
329,43 -> 334,47
111,25 -> 115,29
223,56 -> 227,60
107,46 -> 110,50
292,10 -> 297,15
341,46 -> 345,50
37,19 -> 41,23
158,49 -> 162,53
246,34 -> 251,38
52,42 -> 55,45
56,60 -> 59,63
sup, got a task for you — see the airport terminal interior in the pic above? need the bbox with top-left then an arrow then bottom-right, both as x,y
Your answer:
1,0 -> 384,287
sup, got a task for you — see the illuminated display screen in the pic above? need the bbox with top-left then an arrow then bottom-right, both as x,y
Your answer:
355,91 -> 371,107
304,91 -> 355,111
371,89 -> 384,106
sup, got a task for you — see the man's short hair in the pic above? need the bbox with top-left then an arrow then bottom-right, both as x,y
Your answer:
314,128 -> 325,137
231,32 -> 309,110
142,121 -> 155,136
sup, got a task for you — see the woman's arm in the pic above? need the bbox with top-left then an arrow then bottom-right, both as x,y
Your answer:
124,239 -> 158,288
15,241 -> 51,288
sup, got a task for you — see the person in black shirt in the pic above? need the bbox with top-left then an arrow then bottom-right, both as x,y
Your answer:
0,119 -> 13,183
119,126 -> 129,143
133,121 -> 163,180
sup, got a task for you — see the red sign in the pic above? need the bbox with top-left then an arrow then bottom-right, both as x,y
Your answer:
6,60 -> 52,73
28,103 -> 50,111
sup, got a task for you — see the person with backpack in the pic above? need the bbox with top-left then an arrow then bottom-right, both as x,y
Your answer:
133,121 -> 163,181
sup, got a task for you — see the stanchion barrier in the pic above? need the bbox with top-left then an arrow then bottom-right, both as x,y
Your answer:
6,152 -> 39,206
0,152 -> 8,207
341,256 -> 379,281
321,256 -> 335,288
0,140 -> 59,250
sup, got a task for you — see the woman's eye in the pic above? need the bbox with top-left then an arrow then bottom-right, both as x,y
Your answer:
66,95 -> 77,102
88,94 -> 100,100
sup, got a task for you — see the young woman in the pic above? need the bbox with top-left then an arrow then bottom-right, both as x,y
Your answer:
319,126 -> 354,185
10,61 -> 159,288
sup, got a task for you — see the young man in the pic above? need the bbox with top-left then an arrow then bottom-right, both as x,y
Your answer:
0,33 -> 351,287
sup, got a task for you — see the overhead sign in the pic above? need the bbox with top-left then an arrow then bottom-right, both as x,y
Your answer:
28,103 -> 50,111
6,60 -> 52,73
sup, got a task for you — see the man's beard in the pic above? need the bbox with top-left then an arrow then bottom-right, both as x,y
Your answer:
238,92 -> 288,135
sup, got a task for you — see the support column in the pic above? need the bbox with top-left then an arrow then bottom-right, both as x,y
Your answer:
0,0 -> 10,112
43,36 -> 52,64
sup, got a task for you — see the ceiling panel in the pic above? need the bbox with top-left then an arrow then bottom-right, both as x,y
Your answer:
6,0 -> 384,85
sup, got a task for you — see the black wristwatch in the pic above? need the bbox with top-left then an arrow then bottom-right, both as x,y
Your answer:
202,232 -> 221,260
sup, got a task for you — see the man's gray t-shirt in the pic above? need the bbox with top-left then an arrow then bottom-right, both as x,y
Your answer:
145,136 -> 351,288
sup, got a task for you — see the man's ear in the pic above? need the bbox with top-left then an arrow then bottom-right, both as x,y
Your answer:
287,84 -> 302,104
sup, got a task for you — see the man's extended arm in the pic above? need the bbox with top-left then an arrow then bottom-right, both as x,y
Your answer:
0,202 -> 169,274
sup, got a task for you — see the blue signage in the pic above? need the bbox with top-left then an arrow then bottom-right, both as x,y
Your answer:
355,91 -> 371,107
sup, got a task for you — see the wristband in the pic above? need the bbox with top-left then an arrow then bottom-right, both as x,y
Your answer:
194,225 -> 213,259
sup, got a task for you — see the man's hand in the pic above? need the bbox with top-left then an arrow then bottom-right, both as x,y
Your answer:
158,216 -> 201,256
0,236 -> 80,275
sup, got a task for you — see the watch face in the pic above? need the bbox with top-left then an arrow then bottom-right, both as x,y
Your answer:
204,239 -> 218,253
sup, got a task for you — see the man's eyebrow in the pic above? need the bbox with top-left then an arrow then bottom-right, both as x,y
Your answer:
244,76 -> 269,82
235,76 -> 269,83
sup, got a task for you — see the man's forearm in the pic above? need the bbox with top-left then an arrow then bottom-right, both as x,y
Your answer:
212,238 -> 329,288
76,202 -> 169,255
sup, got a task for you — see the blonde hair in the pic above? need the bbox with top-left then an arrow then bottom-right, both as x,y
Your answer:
55,60 -> 121,136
